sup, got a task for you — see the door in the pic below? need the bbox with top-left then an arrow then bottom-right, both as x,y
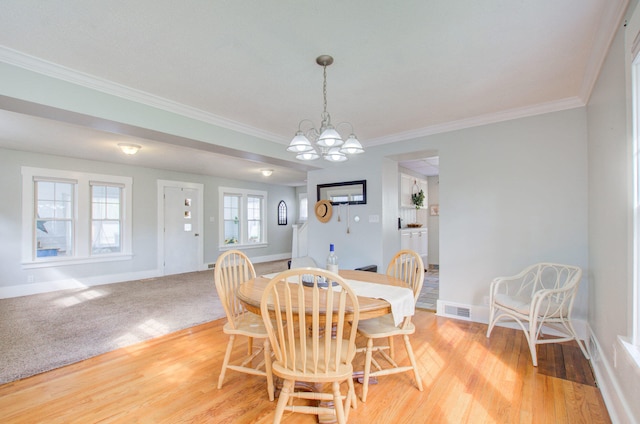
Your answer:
163,186 -> 201,275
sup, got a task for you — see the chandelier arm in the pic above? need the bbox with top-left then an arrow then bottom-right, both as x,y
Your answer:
334,121 -> 355,135
297,118 -> 316,132
288,55 -> 364,162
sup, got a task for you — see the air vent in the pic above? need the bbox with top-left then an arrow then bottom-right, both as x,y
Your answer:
444,305 -> 470,318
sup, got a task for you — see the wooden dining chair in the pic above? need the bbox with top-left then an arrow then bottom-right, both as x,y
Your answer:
214,249 -> 274,401
260,268 -> 360,424
356,249 -> 425,402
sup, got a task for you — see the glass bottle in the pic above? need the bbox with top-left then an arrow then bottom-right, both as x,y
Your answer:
326,243 -> 339,273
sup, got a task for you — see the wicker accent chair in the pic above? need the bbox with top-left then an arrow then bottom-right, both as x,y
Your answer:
214,250 -> 274,401
486,262 -> 589,366
260,268 -> 360,424
356,249 -> 425,402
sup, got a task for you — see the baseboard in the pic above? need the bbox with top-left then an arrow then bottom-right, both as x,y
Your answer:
587,328 -> 636,424
0,269 -> 162,299
248,252 -> 292,264
6,253 -> 294,299
436,300 -> 589,340
203,252 -> 291,270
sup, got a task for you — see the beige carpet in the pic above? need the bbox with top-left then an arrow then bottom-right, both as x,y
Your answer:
0,259 -> 289,385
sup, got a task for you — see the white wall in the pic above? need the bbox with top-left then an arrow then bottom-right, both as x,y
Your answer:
0,148 -> 296,296
306,108 -> 589,319
587,2 -> 640,421
306,155 -> 389,270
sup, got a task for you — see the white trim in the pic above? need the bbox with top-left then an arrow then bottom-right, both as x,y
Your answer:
579,0 -> 629,103
366,97 -> 585,146
157,180 -> 205,276
218,186 -> 268,248
0,268 -> 161,299
0,46 -> 285,144
436,300 -> 589,340
21,166 -> 133,266
587,328 -> 635,424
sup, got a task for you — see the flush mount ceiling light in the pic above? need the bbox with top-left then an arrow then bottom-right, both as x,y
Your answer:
118,143 -> 141,155
261,169 -> 273,177
287,55 -> 364,162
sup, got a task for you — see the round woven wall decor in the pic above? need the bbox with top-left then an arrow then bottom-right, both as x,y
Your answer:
314,200 -> 333,223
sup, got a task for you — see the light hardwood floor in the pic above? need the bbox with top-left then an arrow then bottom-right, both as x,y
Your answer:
0,310 -> 610,423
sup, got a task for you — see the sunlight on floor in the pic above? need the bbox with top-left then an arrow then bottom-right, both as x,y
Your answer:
114,319 -> 171,348
420,318 -> 520,422
53,289 -> 107,307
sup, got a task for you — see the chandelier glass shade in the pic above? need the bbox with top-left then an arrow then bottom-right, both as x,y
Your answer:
287,55 -> 364,162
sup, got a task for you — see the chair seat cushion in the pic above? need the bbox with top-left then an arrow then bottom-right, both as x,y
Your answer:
494,294 -> 567,317
357,314 -> 415,338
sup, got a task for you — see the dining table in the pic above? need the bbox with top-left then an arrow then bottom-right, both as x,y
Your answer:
236,268 -> 415,424
236,269 -> 414,322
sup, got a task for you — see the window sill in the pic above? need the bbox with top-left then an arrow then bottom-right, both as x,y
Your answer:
22,254 -> 134,269
219,243 -> 268,251
617,336 -> 640,377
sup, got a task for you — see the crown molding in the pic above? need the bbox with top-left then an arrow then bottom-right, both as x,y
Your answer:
0,46 -> 285,144
578,0 -> 629,103
366,96 -> 585,146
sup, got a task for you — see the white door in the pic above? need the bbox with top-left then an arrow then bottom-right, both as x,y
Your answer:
163,186 -> 201,275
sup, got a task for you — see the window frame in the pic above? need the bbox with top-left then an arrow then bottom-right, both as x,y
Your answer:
90,182 -> 125,255
22,167 -> 133,268
298,192 -> 308,223
633,55 -> 640,347
218,187 -> 267,249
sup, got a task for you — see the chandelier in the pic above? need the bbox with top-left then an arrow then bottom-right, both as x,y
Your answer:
287,55 -> 364,162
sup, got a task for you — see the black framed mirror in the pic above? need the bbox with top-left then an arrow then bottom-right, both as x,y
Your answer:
317,180 -> 366,205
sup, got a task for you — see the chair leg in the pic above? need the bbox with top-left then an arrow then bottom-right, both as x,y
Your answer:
247,337 -> 253,355
528,323 -> 539,367
567,319 -> 590,360
388,336 -> 395,359
264,338 -> 275,401
486,305 -> 496,337
333,380 -> 347,424
273,379 -> 293,424
403,335 -> 423,391
218,335 -> 235,388
361,338 -> 374,402
347,377 -> 357,410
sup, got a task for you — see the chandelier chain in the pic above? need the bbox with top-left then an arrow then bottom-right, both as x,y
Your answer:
287,55 -> 364,162
322,64 -> 328,115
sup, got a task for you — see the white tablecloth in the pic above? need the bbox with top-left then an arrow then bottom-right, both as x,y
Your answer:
262,272 -> 415,326
343,279 -> 414,326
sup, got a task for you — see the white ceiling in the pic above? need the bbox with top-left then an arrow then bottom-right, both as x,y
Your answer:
0,0 -> 627,185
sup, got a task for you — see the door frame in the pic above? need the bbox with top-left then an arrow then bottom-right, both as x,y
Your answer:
157,179 -> 205,275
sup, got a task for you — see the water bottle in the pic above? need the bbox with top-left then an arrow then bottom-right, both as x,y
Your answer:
326,243 -> 339,274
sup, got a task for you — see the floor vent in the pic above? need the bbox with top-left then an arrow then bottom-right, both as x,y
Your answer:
444,305 -> 471,318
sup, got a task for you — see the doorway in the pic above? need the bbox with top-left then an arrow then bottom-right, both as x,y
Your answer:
157,180 -> 204,275
399,155 -> 439,310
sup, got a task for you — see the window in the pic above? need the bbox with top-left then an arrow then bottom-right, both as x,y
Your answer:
223,194 -> 240,245
219,187 -> 267,248
278,200 -> 287,225
299,193 -> 308,223
22,167 -> 132,266
35,180 -> 74,258
91,183 -> 123,254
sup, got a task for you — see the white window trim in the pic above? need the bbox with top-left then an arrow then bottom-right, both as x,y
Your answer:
218,186 -> 267,249
298,192 -> 308,223
629,59 -> 640,369
22,166 -> 133,268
